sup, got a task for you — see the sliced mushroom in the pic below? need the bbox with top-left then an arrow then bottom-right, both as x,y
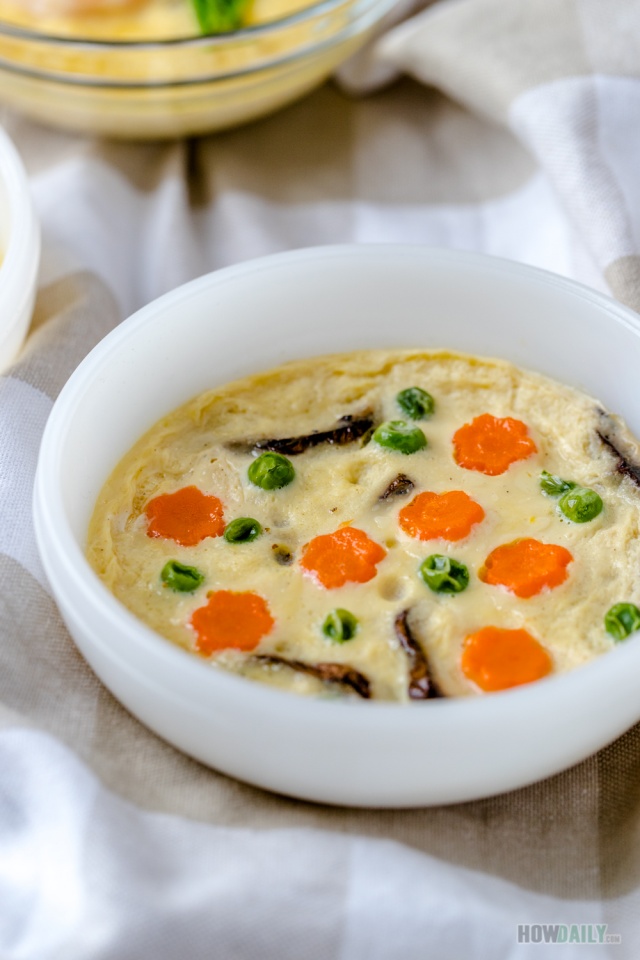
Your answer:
251,655 -> 371,699
379,473 -> 415,501
597,414 -> 640,488
394,610 -> 444,700
227,411 -> 374,456
271,544 -> 294,565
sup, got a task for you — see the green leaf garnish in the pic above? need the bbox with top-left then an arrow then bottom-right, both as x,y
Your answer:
191,0 -> 250,34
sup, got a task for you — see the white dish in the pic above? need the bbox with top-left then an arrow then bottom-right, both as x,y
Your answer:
0,125 -> 39,373
33,246 -> 640,807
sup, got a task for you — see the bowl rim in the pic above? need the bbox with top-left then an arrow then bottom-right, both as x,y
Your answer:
33,244 -> 640,734
0,0 -> 362,49
0,125 -> 40,371
0,20 -> 373,89
0,0 -> 393,90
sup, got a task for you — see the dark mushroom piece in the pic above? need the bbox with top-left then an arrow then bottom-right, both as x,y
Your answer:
379,473 -> 415,501
251,655 -> 371,699
597,415 -> 640,488
227,411 -> 375,456
271,544 -> 294,565
394,610 -> 444,700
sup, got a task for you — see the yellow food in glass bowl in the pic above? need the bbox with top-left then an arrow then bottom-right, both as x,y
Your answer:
0,0 -> 395,137
0,0 -> 311,40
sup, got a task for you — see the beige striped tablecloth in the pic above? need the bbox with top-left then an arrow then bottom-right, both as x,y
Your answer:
1,1 -> 639,956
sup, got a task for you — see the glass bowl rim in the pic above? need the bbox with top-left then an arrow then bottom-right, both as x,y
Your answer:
0,29 -> 356,87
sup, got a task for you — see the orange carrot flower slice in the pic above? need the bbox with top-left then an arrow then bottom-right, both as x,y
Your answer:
300,527 -> 386,589
191,590 -> 275,655
145,485 -> 225,546
461,626 -> 553,691
398,490 -> 485,542
480,538 -> 572,598
453,413 -> 537,475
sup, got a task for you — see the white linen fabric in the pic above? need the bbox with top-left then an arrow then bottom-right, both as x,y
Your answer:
0,729 -> 615,960
1,0 -> 640,956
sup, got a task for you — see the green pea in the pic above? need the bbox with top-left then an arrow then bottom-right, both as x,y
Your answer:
558,485 -> 603,523
396,387 -> 435,421
322,609 -> 359,643
248,452 -> 295,490
224,517 -> 262,543
540,470 -> 576,497
373,420 -> 427,455
605,602 -> 640,642
161,560 -> 205,593
418,554 -> 469,594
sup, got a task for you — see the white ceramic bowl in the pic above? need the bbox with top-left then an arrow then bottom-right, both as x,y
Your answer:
33,246 -> 640,807
0,125 -> 39,373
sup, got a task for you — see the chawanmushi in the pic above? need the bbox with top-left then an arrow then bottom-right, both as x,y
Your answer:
87,349 -> 640,701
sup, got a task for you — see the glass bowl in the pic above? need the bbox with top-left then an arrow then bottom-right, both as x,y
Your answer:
0,0 -> 397,138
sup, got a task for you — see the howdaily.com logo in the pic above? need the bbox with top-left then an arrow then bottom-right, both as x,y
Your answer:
517,924 -> 621,945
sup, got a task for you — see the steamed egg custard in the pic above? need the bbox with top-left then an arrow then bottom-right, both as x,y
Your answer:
0,0 -> 309,40
87,350 -> 640,702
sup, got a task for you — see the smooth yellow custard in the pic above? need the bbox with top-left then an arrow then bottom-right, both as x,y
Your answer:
87,350 -> 640,702
0,0 -> 310,39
